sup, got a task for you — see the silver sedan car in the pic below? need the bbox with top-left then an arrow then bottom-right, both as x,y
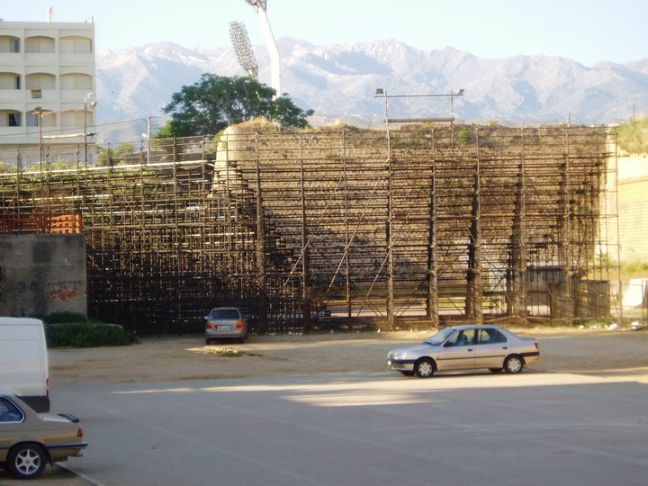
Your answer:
387,325 -> 539,378
204,307 -> 248,344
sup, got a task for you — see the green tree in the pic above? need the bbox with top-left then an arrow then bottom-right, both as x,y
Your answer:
96,143 -> 136,166
160,75 -> 313,137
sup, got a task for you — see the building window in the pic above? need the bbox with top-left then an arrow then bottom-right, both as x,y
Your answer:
0,73 -> 21,90
0,110 -> 22,127
25,73 -> 56,90
25,36 -> 55,53
26,110 -> 55,128
60,110 -> 86,128
0,36 -> 20,53
60,73 -> 92,90
59,36 -> 92,54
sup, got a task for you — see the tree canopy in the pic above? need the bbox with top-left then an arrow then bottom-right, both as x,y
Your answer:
160,75 -> 313,137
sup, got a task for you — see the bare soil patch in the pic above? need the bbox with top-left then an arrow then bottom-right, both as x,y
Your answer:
49,327 -> 648,384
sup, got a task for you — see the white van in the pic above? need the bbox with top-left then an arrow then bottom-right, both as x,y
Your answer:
0,317 -> 50,412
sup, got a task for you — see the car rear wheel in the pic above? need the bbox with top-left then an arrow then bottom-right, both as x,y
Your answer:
205,337 -> 212,345
504,355 -> 524,374
8,443 -> 47,479
414,358 -> 435,378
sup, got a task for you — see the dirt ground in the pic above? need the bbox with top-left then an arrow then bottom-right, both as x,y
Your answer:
49,327 -> 648,384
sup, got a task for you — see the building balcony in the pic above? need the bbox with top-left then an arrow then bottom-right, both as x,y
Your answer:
0,89 -> 24,101
60,89 -> 93,102
24,52 -> 57,64
59,53 -> 94,65
25,88 -> 57,101
0,126 -> 32,143
0,52 -> 24,66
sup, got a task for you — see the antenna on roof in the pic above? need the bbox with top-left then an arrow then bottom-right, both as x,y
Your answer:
47,6 -> 53,22
229,21 -> 258,80
243,0 -> 282,97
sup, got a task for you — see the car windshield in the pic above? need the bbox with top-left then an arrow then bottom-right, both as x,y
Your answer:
424,327 -> 456,346
209,309 -> 239,320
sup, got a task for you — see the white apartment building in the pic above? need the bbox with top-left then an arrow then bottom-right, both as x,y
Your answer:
0,18 -> 95,163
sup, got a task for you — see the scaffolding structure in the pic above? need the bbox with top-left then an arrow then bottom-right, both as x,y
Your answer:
0,125 -> 617,333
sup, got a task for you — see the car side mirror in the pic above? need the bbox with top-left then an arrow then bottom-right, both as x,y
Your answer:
443,341 -> 453,347
203,316 -> 209,320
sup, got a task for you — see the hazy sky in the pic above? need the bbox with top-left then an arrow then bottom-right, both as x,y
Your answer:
3,0 -> 646,65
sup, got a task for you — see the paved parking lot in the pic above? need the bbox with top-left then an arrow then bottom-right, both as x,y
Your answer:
0,465 -> 91,486
52,370 -> 648,486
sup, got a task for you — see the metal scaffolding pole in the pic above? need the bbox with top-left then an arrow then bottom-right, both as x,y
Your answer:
342,130 -> 352,318
299,135 -> 311,323
255,135 -> 267,329
426,130 -> 439,325
466,130 -> 483,322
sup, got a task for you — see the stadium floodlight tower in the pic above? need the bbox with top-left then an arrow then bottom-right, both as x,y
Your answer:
244,0 -> 282,97
229,21 -> 258,79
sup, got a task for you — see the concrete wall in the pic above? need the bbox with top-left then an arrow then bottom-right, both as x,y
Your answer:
617,176 -> 648,263
0,234 -> 87,317
605,155 -> 648,264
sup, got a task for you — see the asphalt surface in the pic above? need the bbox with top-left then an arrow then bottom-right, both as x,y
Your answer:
0,465 -> 92,486
50,370 -> 648,486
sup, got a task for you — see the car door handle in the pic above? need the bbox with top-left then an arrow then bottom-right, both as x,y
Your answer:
467,348 -> 473,352
502,346 -> 508,350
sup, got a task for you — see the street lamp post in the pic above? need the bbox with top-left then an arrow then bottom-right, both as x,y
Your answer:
31,107 -> 45,164
83,93 -> 96,168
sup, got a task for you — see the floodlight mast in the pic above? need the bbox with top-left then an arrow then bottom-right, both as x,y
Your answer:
229,21 -> 258,79
244,0 -> 282,97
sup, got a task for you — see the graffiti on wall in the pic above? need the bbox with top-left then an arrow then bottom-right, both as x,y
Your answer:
15,280 -> 84,302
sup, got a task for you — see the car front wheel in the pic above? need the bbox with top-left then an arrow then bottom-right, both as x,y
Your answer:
414,358 -> 435,378
8,443 -> 47,479
504,355 -> 524,374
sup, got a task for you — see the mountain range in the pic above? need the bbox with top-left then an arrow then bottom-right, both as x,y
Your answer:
95,39 -> 648,140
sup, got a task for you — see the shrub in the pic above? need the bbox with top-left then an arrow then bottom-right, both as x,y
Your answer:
617,118 -> 648,155
44,312 -> 87,324
45,322 -> 133,348
457,128 -> 472,145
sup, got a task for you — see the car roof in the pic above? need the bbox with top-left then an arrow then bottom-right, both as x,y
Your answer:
447,324 -> 505,331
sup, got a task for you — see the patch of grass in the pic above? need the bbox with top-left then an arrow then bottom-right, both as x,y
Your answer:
622,261 -> 648,274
